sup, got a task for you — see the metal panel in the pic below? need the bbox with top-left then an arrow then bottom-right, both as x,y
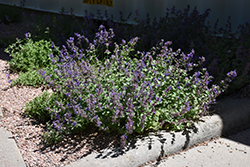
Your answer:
0,0 -> 249,32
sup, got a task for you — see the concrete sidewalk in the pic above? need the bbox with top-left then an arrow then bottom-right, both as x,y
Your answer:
0,96 -> 250,167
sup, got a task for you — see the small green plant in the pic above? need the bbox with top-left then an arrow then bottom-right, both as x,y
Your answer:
5,32 -> 58,72
42,125 -> 64,145
5,32 -> 60,87
23,91 -> 56,122
10,70 -> 44,87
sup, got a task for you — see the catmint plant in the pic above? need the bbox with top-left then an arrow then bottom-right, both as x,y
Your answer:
29,25 -> 236,147
5,32 -> 60,87
5,32 -> 57,72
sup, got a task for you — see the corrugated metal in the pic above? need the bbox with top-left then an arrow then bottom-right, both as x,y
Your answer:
0,0 -> 249,32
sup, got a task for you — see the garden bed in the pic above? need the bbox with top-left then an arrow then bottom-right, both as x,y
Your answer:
0,4 -> 249,166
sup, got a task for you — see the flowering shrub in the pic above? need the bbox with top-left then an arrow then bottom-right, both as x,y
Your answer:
24,25 -> 236,147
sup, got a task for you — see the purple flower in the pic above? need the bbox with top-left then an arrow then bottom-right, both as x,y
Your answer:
5,15 -> 10,22
167,86 -> 172,91
99,25 -> 105,29
53,120 -> 62,131
6,74 -> 10,79
227,70 -> 237,78
125,117 -> 134,134
141,60 -> 146,67
45,76 -> 50,82
24,32 -> 31,39
165,71 -> 170,76
39,69 -> 46,76
195,72 -> 200,78
49,80 -> 54,86
120,134 -> 127,147
72,121 -> 77,126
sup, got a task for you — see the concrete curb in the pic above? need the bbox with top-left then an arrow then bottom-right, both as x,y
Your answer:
0,107 -> 26,167
65,115 -> 223,167
0,127 -> 26,167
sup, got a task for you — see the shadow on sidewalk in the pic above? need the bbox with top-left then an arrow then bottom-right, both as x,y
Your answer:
210,96 -> 250,147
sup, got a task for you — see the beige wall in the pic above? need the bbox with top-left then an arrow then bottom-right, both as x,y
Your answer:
0,0 -> 249,32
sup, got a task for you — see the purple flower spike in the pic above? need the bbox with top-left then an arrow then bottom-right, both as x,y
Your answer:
39,69 -> 46,76
25,32 -> 31,39
120,134 -> 127,147
72,121 -> 77,126
227,70 -> 237,78
5,15 -> 10,22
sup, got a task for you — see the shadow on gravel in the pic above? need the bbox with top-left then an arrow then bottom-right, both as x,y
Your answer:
29,126 -> 122,162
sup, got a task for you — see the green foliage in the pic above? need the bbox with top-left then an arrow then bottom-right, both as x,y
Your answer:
42,125 -> 63,145
24,91 -> 70,145
9,65 -> 60,87
4,6 -> 242,146
10,69 -> 44,87
5,33 -> 60,87
24,91 -> 55,123
5,33 -> 59,72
